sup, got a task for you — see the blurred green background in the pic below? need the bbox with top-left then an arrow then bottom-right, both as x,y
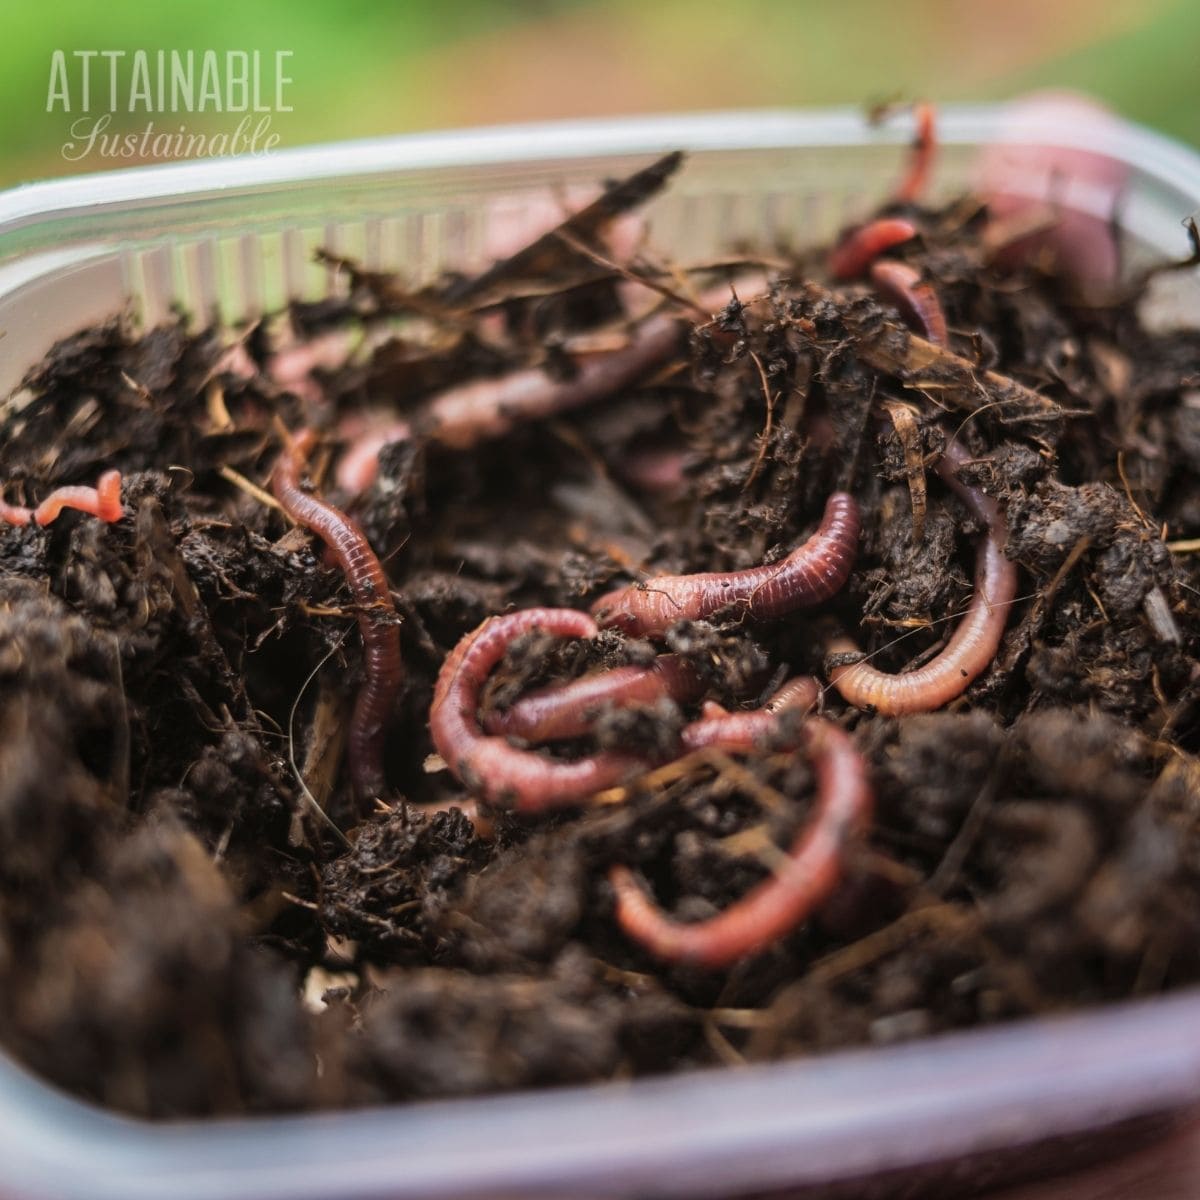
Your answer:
5,0 -> 1200,188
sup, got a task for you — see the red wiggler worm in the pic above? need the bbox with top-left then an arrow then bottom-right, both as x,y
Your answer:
271,429 -> 403,802
0,470 -> 126,527
678,676 -> 820,753
424,313 -> 685,451
483,654 -> 705,743
0,498 -> 31,526
869,260 -> 949,346
430,608 -> 646,813
332,280 -> 760,495
827,217 -> 919,280
609,716 -> 871,968
332,316 -> 681,492
591,492 -> 861,638
334,419 -> 413,494
894,101 -> 937,205
828,440 -> 1017,715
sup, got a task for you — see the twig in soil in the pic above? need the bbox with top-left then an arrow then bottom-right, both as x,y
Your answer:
808,901 -> 971,987
828,439 -> 1017,714
1036,534 -> 1092,616
882,399 -> 928,544
926,742 -> 1008,896
609,717 -> 871,968
550,226 -> 708,317
1116,450 -> 1155,531
299,674 -> 350,819
219,464 -> 281,511
443,151 -> 684,306
744,350 -> 777,490
982,801 -> 1099,926
106,632 -> 131,808
793,282 -> 1067,420
1119,216 -> 1200,300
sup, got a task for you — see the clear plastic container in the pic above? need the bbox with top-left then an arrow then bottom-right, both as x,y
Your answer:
1,105 -> 1199,1200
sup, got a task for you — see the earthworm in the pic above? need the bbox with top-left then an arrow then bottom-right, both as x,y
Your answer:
869,260 -> 949,346
334,419 -> 412,494
609,716 -> 871,968
430,608 -> 645,813
0,497 -> 32,526
424,312 -> 685,450
827,217 -> 919,280
828,440 -> 1017,715
0,470 -> 126,528
271,429 -> 403,802
331,314 -> 682,491
895,101 -> 937,205
616,446 -> 691,497
333,275 -> 762,494
484,654 -> 705,743
591,492 -> 861,638
679,676 -> 820,753
33,470 -> 125,526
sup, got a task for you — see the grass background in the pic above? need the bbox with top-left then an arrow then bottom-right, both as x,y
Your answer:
3,0 -> 1199,187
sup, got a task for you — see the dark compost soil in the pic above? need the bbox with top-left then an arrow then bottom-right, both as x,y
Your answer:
3,151 -> 1200,1120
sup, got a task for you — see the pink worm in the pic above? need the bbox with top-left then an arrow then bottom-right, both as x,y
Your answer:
271,429 -> 404,802
427,313 -> 683,450
0,470 -> 125,527
679,676 -> 820,753
828,440 -> 1017,715
869,260 -> 949,346
827,217 -> 919,280
430,608 -> 646,813
616,446 -> 691,497
609,715 -> 871,968
591,492 -> 860,638
332,315 -> 680,492
894,101 -> 937,205
334,420 -> 413,494
334,277 -> 760,495
484,654 -> 705,743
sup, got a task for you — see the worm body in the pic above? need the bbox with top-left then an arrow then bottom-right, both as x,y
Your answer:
616,446 -> 691,497
335,419 -> 412,494
0,498 -> 31,526
592,492 -> 860,638
426,314 -> 683,450
827,218 -> 918,280
610,716 -> 871,968
272,430 -> 403,802
333,314 -> 684,493
829,441 -> 1016,715
430,609 -> 644,813
895,101 -> 937,204
484,654 -> 704,743
1,470 -> 126,528
869,261 -> 949,346
680,676 -> 820,753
